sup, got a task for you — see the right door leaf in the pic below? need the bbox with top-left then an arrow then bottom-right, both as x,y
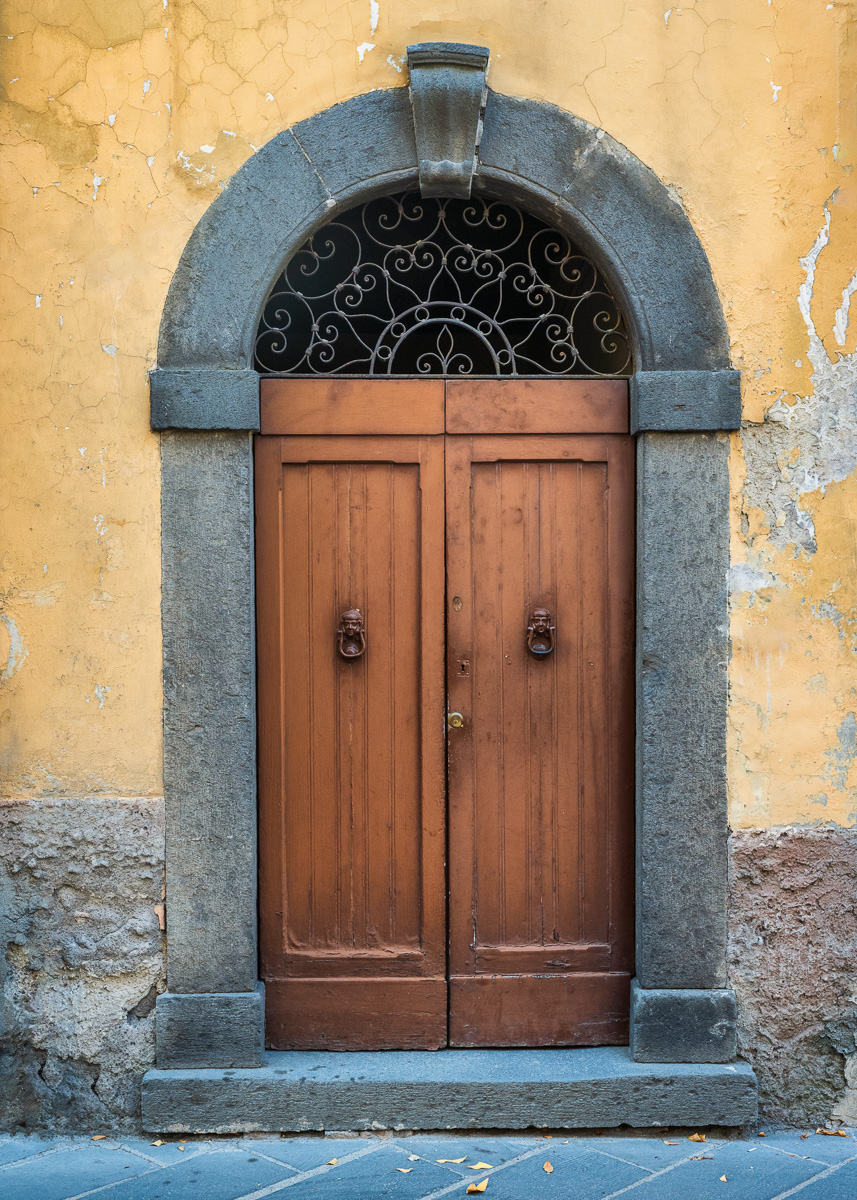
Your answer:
446,432 -> 635,1047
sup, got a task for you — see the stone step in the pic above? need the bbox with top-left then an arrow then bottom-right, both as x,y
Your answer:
142,1046 -> 758,1134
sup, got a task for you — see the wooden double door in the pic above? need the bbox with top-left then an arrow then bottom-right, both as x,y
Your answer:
256,377 -> 634,1050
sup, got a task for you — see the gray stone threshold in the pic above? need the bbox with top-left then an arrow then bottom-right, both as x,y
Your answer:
142,1047 -> 758,1133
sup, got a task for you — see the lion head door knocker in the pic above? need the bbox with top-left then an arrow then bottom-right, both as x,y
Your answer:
526,607 -> 555,658
337,608 -> 366,660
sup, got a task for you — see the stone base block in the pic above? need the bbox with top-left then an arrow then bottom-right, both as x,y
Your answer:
142,1047 -> 757,1133
155,984 -> 264,1069
630,979 -> 737,1063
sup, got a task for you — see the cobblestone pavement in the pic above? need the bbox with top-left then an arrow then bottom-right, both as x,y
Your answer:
1,1129 -> 856,1199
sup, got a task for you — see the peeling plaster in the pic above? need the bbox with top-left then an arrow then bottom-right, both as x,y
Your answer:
731,195 -> 857,830
741,204 -> 857,556
834,271 -> 857,346
0,614 -> 27,680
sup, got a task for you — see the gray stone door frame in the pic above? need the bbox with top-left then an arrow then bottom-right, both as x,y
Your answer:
148,60 -> 743,1080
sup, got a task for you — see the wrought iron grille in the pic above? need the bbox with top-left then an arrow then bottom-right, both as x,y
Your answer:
254,192 -> 631,377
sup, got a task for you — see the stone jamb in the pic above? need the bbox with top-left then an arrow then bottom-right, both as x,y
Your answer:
148,73 -> 748,1114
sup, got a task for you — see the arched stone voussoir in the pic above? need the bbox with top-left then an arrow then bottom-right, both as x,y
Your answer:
157,89 -> 419,372
154,83 -> 732,412
477,92 -> 730,373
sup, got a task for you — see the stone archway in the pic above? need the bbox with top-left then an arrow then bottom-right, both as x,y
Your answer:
143,45 -> 755,1132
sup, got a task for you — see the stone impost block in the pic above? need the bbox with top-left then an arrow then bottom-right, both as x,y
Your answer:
150,368 -> 260,431
631,370 -> 741,432
156,985 -> 265,1069
630,979 -> 738,1064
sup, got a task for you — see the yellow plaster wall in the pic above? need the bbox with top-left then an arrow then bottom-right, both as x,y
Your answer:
1,1 -> 856,825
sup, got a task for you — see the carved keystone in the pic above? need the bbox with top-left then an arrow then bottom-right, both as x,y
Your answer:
407,42 -> 489,199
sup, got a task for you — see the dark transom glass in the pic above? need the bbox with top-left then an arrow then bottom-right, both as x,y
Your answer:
254,192 -> 631,377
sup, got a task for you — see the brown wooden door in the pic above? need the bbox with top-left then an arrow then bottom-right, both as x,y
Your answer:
256,377 -> 634,1050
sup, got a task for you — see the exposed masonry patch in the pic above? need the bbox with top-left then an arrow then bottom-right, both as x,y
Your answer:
730,826 -> 857,1126
0,798 -> 165,1130
740,201 -> 857,557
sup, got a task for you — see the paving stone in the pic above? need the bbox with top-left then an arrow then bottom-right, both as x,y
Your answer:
0,1135 -> 58,1167
390,1134 -> 537,1174
0,1144 -> 158,1200
3,1132 -> 854,1200
469,1141 -> 649,1199
273,1145 -> 463,1198
785,1157 -> 857,1199
114,1136 -> 216,1167
249,1137 -> 374,1171
588,1135 -> 720,1170
81,1147 -> 295,1200
626,1140 -> 825,1199
758,1129 -> 857,1165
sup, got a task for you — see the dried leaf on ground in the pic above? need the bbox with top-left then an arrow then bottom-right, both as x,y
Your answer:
91,1135 -> 107,1141
327,1158 -> 338,1166
437,1157 -> 466,1164
688,1133 -> 707,1143
151,1140 -> 165,1147
543,1161 -> 553,1173
816,1128 -> 848,1137
466,1180 -> 488,1195
468,1163 -> 494,1169
720,1174 -> 728,1182
396,1168 -> 412,1173
663,1140 -> 679,1145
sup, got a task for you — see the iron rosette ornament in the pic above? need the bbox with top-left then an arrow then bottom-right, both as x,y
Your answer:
255,192 -> 631,377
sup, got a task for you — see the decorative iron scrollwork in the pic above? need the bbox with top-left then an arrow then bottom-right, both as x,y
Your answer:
255,192 -> 631,377
337,609 -> 366,660
526,607 -> 555,658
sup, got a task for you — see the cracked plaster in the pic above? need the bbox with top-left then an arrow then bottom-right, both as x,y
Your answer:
2,0 -> 857,1129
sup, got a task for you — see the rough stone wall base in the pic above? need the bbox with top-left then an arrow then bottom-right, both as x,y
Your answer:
4,805 -> 857,1131
0,798 -> 165,1131
729,826 -> 857,1126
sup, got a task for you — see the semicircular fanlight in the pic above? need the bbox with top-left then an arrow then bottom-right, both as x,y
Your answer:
254,191 -> 631,377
